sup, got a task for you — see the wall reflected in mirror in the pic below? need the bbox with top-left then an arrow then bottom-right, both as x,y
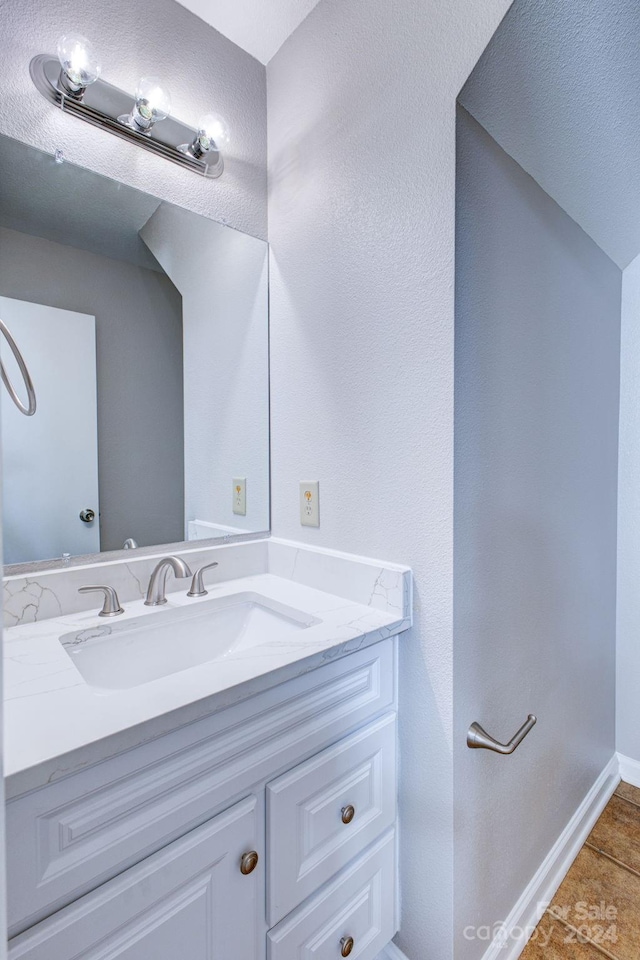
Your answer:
0,134 -> 269,567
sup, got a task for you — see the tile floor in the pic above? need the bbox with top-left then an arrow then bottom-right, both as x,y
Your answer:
521,781 -> 640,959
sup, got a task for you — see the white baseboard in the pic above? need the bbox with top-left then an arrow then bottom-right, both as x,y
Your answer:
617,752 -> 640,789
380,755 -> 622,960
478,753 -> 620,960
375,943 -> 410,960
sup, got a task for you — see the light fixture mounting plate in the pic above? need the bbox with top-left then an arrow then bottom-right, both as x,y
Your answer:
30,55 -> 223,179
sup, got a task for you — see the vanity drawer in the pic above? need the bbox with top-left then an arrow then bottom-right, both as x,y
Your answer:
7,640 -> 395,936
267,712 -> 396,925
268,829 -> 395,960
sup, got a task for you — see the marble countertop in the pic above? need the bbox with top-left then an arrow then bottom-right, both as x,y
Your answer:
4,572 -> 410,798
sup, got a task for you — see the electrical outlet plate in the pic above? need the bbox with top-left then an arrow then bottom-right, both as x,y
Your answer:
300,481 -> 320,527
233,477 -> 246,516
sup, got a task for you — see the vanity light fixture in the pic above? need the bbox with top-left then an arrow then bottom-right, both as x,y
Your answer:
30,37 -> 225,178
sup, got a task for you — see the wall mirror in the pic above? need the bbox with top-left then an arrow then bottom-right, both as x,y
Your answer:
0,134 -> 269,571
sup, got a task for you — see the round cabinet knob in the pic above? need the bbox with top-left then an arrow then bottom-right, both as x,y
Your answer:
340,936 -> 355,957
240,850 -> 259,875
79,509 -> 95,523
341,804 -> 355,825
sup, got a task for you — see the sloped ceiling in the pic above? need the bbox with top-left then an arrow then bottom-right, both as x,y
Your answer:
175,0 -> 322,64
0,135 -> 163,271
459,0 -> 640,269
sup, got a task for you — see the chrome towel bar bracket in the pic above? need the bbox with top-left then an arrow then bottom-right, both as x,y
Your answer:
467,714 -> 537,754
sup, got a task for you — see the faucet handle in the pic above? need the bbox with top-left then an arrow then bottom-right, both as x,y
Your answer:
187,561 -> 219,598
78,585 -> 124,617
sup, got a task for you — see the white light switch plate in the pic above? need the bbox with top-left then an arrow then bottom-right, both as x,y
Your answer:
300,481 -> 320,527
233,478 -> 246,516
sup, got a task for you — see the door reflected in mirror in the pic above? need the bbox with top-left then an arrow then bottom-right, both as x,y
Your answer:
0,134 -> 269,568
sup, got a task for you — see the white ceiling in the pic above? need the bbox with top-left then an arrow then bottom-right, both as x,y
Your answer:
175,0 -> 322,64
459,0 -> 640,269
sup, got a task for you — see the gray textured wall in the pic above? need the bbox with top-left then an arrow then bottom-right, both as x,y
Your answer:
454,107 -> 621,958
0,0 -> 267,240
266,0 -> 513,955
0,226 -> 184,552
458,0 -> 640,269
617,253 -> 640,764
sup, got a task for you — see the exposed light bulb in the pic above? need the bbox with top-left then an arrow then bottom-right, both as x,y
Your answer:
56,33 -> 101,96
130,76 -> 172,132
185,112 -> 229,160
197,113 -> 229,152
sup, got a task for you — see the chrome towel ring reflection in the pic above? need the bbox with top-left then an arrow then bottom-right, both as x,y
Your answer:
0,318 -> 37,416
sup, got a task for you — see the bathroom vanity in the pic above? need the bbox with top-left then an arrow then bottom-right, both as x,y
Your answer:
0,132 -> 411,959
3,540 -> 411,960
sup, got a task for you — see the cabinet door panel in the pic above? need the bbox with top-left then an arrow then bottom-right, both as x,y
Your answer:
267,713 -> 396,924
9,796 -> 259,960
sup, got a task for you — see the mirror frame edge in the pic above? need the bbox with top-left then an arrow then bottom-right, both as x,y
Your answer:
4,530 -> 271,578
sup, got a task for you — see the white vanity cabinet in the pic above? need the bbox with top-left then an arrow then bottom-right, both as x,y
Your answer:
7,638 -> 399,960
8,796 -> 261,960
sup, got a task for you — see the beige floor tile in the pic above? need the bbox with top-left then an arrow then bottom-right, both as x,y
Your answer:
548,846 -> 640,960
615,781 -> 640,808
587,795 -> 640,875
519,913 -> 614,959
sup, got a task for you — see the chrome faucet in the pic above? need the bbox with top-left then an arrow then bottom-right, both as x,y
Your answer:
144,556 -> 193,606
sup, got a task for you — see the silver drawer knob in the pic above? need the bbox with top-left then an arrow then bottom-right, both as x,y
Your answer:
240,850 -> 259,875
341,804 -> 355,824
341,936 -> 354,957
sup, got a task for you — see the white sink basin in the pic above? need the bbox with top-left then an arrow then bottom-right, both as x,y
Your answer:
60,592 -> 321,690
